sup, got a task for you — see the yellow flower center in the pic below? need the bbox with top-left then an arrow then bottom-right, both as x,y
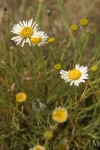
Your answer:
55,110 -> 64,118
68,69 -> 81,80
20,27 -> 33,38
35,148 -> 41,150
30,37 -> 42,44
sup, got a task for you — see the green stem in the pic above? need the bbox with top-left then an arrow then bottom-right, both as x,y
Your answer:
56,0 -> 68,27
35,0 -> 44,22
78,34 -> 89,64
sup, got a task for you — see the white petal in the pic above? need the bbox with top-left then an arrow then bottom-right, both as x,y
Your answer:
19,21 -> 24,28
21,39 -> 26,47
11,36 -> 21,40
28,19 -> 33,26
75,64 -> 80,69
16,39 -> 22,45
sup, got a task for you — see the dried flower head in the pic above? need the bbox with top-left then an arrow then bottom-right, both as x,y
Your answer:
46,9 -> 51,17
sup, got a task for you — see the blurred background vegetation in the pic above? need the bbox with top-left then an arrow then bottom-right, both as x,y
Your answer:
0,0 -> 100,54
0,0 -> 100,37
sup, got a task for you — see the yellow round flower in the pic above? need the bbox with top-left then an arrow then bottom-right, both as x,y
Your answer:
47,37 -> 55,43
43,131 -> 53,140
54,63 -> 61,70
70,24 -> 78,31
91,65 -> 98,72
29,145 -> 46,150
80,18 -> 88,26
52,107 -> 68,123
59,144 -> 67,150
68,69 -> 81,80
16,92 -> 27,103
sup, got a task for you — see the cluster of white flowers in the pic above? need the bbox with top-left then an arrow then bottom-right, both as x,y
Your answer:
11,19 -> 49,47
11,20 -> 89,87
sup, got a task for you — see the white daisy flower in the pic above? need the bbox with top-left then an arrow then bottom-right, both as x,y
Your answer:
11,19 -> 39,47
30,31 -> 49,46
60,64 -> 88,86
29,145 -> 46,150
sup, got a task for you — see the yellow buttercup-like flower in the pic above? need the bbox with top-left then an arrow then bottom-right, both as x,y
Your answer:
54,63 -> 61,70
47,37 -> 55,43
29,145 -> 46,150
70,24 -> 78,31
16,92 -> 27,103
52,107 -> 68,123
91,65 -> 98,72
43,130 -> 53,140
80,18 -> 88,26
